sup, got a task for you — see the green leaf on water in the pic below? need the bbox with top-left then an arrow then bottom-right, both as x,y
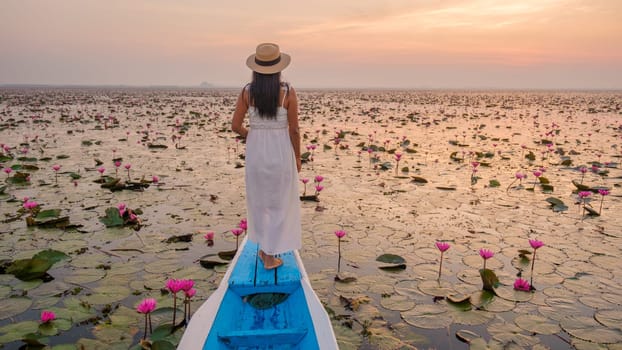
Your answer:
152,340 -> 176,350
489,179 -> 500,187
572,180 -> 590,191
379,162 -> 392,170
38,322 -> 59,336
99,207 -> 124,227
411,176 -> 428,183
7,258 -> 53,281
0,297 -> 33,320
33,249 -> 70,265
525,151 -> 535,161
479,269 -> 499,292
21,332 -> 49,346
545,197 -> 568,212
538,176 -> 550,184
376,254 -> 406,264
376,254 -> 407,271
35,209 -> 61,220
561,157 -> 573,166
541,184 -> 554,193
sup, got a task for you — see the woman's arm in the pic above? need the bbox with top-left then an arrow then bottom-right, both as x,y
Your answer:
285,87 -> 302,172
231,89 -> 249,138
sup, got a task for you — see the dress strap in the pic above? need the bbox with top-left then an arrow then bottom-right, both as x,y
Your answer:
281,83 -> 289,106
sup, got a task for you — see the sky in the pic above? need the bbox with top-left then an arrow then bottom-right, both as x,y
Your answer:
1,0 -> 621,89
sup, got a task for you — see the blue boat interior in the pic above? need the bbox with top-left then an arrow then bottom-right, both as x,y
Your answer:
203,240 -> 320,349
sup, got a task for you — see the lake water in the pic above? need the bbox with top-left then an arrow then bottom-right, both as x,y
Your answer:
1,88 -> 621,349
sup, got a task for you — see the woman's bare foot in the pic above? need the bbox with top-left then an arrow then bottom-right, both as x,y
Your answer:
258,250 -> 266,262
263,255 -> 283,270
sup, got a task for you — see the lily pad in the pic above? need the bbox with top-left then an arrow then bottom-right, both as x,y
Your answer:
401,304 -> 452,329
560,315 -> 622,344
456,329 -> 481,344
81,285 -> 131,305
99,207 -> 124,227
380,294 -> 416,311
480,268 -> 500,291
0,296 -> 32,319
514,314 -> 561,335
545,197 -> 568,212
6,250 -> 68,281
376,253 -> 405,264
494,286 -> 533,302
594,309 -> 622,330
0,320 -> 39,344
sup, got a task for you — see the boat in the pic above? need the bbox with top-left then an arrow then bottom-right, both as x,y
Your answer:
178,237 -> 339,349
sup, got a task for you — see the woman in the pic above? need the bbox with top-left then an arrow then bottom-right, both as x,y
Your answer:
231,43 -> 302,270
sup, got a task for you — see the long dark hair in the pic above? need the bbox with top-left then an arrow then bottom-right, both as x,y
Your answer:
249,71 -> 281,119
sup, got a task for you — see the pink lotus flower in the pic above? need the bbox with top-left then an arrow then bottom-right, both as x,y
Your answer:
166,279 -> 184,293
578,191 -> 591,199
314,175 -> 324,183
114,161 -> 122,168
395,153 -> 402,161
513,278 -> 531,292
335,230 -> 346,273
136,298 -> 157,314
515,172 -> 526,179
598,188 -> 610,215
479,248 -> 494,270
4,167 -> 12,175
40,310 -> 56,323
334,230 -> 346,238
533,170 -> 542,178
238,219 -> 248,231
231,228 -> 244,236
184,288 -> 196,298
435,241 -> 450,280
529,239 -> 544,250
97,167 -> 105,174
152,175 -> 159,184
315,185 -> 324,194
301,178 -> 309,184
179,279 -> 194,292
471,161 -> 480,168
23,201 -> 38,211
435,241 -> 450,252
479,248 -> 494,260
204,231 -> 214,240
124,164 -> 131,170
137,298 -> 156,339
52,165 -> 61,172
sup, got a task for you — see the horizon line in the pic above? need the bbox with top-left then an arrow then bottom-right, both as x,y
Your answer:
0,83 -> 620,92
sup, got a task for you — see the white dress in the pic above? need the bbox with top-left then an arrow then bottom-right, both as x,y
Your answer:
244,86 -> 302,255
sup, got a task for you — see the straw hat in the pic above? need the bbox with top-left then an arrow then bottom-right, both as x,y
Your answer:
246,43 -> 291,74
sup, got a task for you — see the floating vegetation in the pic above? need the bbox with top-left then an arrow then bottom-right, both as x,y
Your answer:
1,89 -> 621,349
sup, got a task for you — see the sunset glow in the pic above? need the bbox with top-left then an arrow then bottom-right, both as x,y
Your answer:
1,0 -> 620,88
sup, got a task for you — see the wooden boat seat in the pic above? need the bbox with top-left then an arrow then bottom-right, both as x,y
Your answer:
228,240 -> 302,297
218,327 -> 308,347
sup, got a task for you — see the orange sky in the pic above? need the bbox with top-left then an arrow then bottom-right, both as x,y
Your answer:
1,0 -> 621,89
